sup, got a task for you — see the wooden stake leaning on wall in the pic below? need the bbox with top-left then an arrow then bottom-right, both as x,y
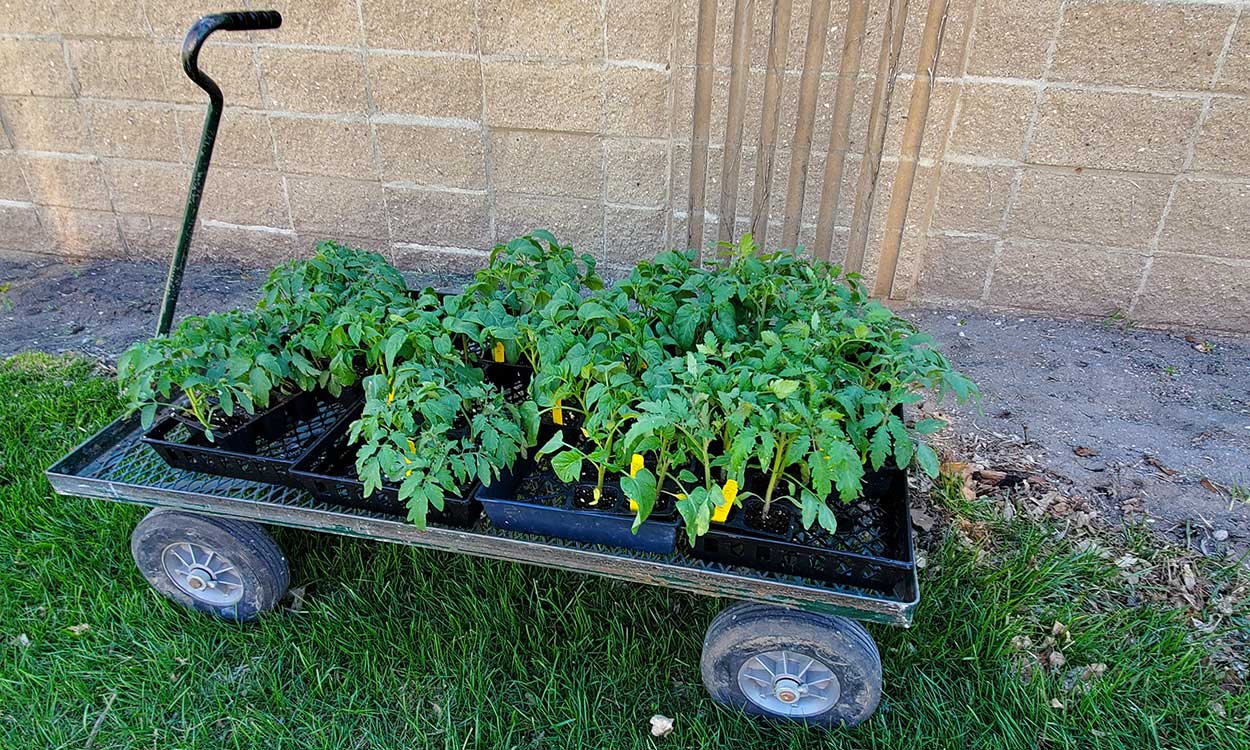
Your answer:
874,0 -> 949,298
686,0 -> 720,260
717,0 -> 756,245
811,0 -> 870,261
843,0 -> 909,274
749,0 -> 794,250
780,0 -> 833,250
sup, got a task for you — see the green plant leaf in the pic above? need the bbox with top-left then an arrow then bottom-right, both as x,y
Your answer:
768,379 -> 800,399
550,450 -> 584,483
914,442 -> 940,478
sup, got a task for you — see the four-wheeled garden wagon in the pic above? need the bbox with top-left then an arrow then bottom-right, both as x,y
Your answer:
46,11 -> 921,729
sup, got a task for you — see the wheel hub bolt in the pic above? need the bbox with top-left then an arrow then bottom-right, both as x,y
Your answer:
774,677 -> 802,704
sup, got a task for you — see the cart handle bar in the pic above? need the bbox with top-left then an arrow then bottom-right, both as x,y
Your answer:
156,10 -> 283,335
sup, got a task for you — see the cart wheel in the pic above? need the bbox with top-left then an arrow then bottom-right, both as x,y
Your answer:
130,508 -> 289,622
700,602 -> 882,728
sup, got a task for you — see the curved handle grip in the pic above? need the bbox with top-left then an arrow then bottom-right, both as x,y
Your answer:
182,11 -> 283,98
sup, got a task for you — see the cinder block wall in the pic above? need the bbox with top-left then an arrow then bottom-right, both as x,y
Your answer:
1,0 -> 1248,332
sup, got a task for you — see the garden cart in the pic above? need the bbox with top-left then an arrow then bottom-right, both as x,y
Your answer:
46,11 -> 921,729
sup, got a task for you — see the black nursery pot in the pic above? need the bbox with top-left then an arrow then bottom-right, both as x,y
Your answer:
687,465 -> 916,598
475,452 -> 680,554
142,388 -> 358,488
289,404 -> 481,528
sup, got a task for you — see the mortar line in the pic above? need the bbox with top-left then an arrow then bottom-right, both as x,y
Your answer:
471,0 -> 497,248
980,0 -> 1068,303
1128,5 -> 1242,317
351,0 -> 391,249
239,21 -> 294,245
44,6 -> 133,258
599,0 -> 610,259
664,0 -> 683,248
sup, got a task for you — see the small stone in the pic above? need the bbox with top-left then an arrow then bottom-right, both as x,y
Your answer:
1213,529 -> 1229,542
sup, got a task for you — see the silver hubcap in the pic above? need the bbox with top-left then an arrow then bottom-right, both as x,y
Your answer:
161,542 -> 244,606
737,650 -> 840,717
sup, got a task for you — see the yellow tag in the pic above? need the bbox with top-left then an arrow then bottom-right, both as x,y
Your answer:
387,389 -> 395,404
711,480 -> 737,523
405,469 -> 412,477
407,439 -> 416,454
676,493 -> 686,500
553,399 -> 564,425
627,454 -> 647,511
404,457 -> 411,465
493,341 -> 505,362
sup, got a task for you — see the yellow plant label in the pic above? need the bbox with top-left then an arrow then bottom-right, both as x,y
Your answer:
407,439 -> 416,454
553,399 -> 564,425
711,480 -> 737,523
592,486 -> 601,505
627,453 -> 646,511
387,389 -> 395,404
493,341 -> 505,362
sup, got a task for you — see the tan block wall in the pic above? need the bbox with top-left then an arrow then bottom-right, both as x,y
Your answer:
1,0 -> 1248,332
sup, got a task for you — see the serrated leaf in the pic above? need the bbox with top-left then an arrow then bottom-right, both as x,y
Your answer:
869,426 -> 891,471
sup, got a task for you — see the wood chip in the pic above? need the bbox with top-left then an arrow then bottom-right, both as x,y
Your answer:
1199,478 -> 1221,494
1073,446 -> 1099,457
1143,455 -> 1177,476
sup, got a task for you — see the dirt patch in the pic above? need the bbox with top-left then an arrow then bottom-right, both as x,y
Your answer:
2,256 -> 1247,560
906,307 -> 1250,561
0,255 -> 468,360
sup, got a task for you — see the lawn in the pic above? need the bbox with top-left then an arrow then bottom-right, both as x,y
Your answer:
1,352 -> 1246,749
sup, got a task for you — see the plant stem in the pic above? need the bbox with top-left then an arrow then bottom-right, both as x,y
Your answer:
762,436 -> 789,516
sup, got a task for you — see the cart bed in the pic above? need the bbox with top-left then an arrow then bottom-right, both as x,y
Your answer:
47,415 -> 919,626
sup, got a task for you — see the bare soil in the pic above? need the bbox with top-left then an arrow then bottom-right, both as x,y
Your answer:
3,255 -> 1247,559
907,307 -> 1250,560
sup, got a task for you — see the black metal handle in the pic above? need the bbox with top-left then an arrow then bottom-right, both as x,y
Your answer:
181,11 -> 282,100
157,10 -> 282,335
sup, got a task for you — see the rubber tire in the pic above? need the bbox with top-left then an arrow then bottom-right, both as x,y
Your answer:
130,508 -> 290,623
700,601 -> 883,728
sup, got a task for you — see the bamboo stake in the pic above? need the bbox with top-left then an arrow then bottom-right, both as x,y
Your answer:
780,0 -> 833,250
749,0 -> 794,250
686,0 -> 720,260
843,0 -> 908,274
717,0 -> 756,245
875,0 -> 949,298
812,0 -> 870,261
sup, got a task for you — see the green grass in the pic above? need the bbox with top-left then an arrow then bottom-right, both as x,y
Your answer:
1,352 -> 1246,749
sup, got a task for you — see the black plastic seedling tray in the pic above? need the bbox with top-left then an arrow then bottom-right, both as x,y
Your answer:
289,405 -> 482,528
142,388 -> 359,488
688,467 -> 914,598
476,452 -> 681,555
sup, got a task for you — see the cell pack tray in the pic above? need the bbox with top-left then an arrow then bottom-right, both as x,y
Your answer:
47,414 -> 920,626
